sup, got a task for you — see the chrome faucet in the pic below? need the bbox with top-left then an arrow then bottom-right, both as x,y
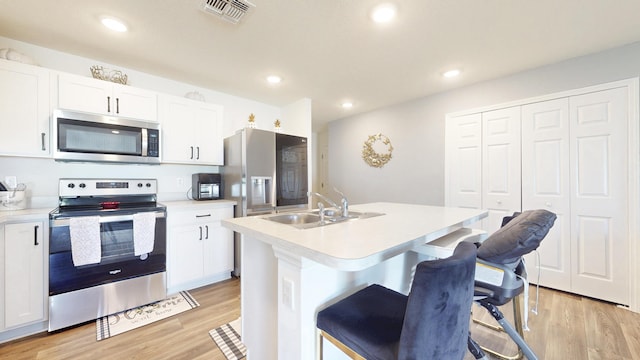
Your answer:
317,202 -> 326,223
309,188 -> 349,218
310,191 -> 340,210
333,188 -> 349,217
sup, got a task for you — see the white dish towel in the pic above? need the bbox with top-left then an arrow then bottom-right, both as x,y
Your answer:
69,216 -> 101,266
134,212 -> 156,256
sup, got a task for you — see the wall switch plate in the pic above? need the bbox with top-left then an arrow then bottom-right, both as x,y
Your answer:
5,176 -> 17,189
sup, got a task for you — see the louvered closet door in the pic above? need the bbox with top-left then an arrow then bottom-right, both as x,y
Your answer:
445,113 -> 482,210
521,98 -> 571,290
482,107 -> 521,233
569,87 -> 629,305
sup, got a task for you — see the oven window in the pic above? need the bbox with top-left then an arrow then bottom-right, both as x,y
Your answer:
101,221 -> 135,260
58,118 -> 141,155
49,220 -> 139,265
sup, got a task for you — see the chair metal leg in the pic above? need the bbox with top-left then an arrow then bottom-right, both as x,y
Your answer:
472,295 -> 538,360
317,329 -> 366,360
317,328 -> 323,360
468,333 -> 489,360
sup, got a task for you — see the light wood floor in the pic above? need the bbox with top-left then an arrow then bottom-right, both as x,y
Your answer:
1,278 -> 639,359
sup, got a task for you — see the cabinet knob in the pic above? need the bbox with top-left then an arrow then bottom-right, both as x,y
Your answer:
497,200 -> 502,205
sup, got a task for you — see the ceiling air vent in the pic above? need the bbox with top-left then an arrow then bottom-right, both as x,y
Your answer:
201,0 -> 256,24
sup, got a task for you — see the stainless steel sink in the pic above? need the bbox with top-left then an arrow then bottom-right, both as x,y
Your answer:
264,210 -> 384,229
266,213 -> 321,226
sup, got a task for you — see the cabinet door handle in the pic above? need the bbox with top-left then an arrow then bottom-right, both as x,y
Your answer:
107,96 -> 111,112
190,146 -> 194,159
34,225 -> 39,246
205,225 -> 209,239
196,146 -> 200,160
196,214 -> 212,218
116,98 -> 120,114
199,226 -> 203,240
41,132 -> 46,151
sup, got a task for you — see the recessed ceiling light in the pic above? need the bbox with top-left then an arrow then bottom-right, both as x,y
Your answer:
101,17 -> 128,32
342,102 -> 354,109
267,75 -> 282,84
371,3 -> 397,23
443,69 -> 461,78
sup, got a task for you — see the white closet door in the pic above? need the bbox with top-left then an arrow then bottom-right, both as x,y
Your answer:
521,98 -> 571,290
482,107 -> 521,233
445,113 -> 482,210
569,87 -> 629,305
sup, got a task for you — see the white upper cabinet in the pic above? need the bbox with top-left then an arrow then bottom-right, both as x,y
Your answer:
159,94 -> 224,165
57,73 -> 158,121
0,59 -> 50,157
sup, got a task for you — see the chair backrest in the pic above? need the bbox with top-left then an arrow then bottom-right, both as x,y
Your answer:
398,241 -> 477,360
477,209 -> 557,265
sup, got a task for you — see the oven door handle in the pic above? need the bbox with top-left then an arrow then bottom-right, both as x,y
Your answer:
50,211 -> 166,227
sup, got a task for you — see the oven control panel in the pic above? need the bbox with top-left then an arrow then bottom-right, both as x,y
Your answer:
59,178 -> 157,197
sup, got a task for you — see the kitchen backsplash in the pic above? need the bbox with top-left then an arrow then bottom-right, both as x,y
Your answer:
1,156 -> 220,209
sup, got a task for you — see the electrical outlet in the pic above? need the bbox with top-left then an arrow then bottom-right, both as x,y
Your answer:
5,176 -> 17,189
177,177 -> 184,188
282,278 -> 294,310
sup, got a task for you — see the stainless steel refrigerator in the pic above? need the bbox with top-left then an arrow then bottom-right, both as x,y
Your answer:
223,128 -> 309,276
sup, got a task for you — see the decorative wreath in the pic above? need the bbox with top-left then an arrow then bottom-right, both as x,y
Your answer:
362,133 -> 393,168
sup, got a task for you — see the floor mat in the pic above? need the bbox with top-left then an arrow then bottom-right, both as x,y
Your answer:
96,291 -> 199,341
209,318 -> 247,360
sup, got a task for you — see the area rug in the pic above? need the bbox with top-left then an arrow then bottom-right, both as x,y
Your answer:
209,318 -> 247,360
96,291 -> 199,341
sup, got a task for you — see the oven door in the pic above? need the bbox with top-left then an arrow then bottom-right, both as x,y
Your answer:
49,208 -> 166,296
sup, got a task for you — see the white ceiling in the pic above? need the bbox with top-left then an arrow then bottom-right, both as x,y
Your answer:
2,0 -> 640,131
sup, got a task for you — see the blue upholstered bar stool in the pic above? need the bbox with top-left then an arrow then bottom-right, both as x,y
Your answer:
316,241 -> 478,360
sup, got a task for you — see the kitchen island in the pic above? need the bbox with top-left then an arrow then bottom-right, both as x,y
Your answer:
221,202 -> 487,360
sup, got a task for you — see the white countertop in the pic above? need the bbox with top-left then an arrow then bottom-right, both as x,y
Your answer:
0,200 -> 236,224
0,207 -> 52,223
222,202 -> 487,271
162,199 -> 236,209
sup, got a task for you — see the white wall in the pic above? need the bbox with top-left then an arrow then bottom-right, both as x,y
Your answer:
326,40 -> 640,206
0,36 -> 311,208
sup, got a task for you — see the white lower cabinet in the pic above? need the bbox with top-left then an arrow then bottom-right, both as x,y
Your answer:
445,80 -> 635,306
1,221 -> 46,331
167,204 -> 233,294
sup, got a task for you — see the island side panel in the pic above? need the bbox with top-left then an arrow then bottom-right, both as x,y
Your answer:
241,234 -> 278,360
274,247 -> 419,360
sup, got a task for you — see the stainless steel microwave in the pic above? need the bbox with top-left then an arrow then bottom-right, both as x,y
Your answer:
53,109 -> 160,164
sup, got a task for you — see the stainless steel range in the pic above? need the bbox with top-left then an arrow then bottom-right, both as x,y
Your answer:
48,178 -> 167,331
